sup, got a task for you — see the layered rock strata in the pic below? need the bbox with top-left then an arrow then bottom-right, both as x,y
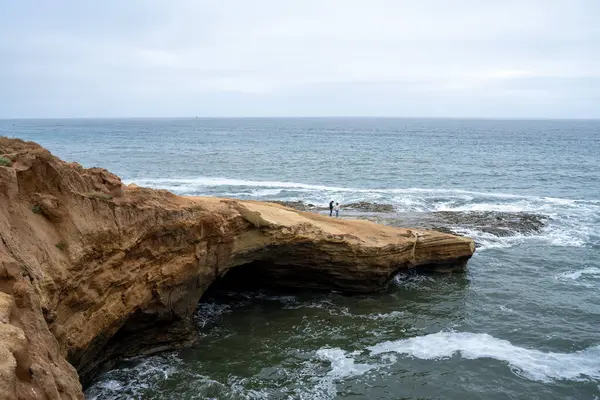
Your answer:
0,138 -> 475,399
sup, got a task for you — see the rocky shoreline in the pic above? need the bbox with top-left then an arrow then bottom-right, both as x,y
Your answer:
266,200 -> 547,246
268,200 -> 396,213
0,138 -> 475,399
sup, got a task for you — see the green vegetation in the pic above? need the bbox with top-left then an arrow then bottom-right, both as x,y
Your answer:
0,156 -> 12,167
32,204 -> 42,214
55,241 -> 68,251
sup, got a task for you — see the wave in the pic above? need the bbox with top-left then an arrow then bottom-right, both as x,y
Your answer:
557,267 -> 600,281
85,329 -> 600,399
126,177 -> 600,220
310,347 -> 390,400
316,348 -> 375,378
453,226 -> 589,250
85,354 -> 183,400
131,177 -> 352,192
368,331 -> 600,382
126,177 -> 599,250
128,177 -> 599,203
85,354 -> 272,400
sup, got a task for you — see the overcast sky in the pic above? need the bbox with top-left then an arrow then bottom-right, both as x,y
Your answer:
1,0 -> 599,118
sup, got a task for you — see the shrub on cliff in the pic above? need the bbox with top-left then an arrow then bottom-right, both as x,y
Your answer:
0,156 -> 12,167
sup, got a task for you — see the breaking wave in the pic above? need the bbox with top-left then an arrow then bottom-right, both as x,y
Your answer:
556,267 -> 600,288
127,177 -> 598,206
310,348 -> 378,399
368,331 -> 600,383
557,267 -> 600,281
128,176 -> 599,251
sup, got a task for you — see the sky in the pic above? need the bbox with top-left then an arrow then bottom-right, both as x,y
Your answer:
1,0 -> 599,118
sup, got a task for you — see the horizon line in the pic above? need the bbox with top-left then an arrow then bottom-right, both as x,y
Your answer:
2,116 -> 600,121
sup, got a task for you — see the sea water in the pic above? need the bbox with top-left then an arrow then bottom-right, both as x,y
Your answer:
2,118 -> 599,399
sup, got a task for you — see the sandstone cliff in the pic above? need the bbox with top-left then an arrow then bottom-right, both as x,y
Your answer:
0,138 -> 475,399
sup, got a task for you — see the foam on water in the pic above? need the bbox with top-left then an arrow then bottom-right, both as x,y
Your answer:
451,217 -> 594,251
557,267 -> 600,281
303,348 -> 378,399
279,296 -> 406,323
392,273 -> 437,290
129,177 -> 353,193
127,177 -> 600,251
85,355 -> 181,399
316,348 -> 375,378
499,305 -> 516,313
368,331 -> 600,383
126,177 -> 599,204
195,302 -> 232,329
355,310 -> 405,321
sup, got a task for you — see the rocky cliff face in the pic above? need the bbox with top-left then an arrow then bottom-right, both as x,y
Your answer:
0,138 -> 475,399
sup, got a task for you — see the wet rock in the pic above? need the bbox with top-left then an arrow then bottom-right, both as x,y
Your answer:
266,200 -> 395,213
344,202 -> 395,212
433,211 -> 547,236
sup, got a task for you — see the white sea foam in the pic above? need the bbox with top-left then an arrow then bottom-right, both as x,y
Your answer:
127,176 -> 600,250
435,200 -> 536,213
499,305 -> 515,313
355,310 -> 405,321
85,355 -> 182,399
450,227 -> 531,251
393,273 -> 437,289
250,188 -> 286,197
86,354 -> 272,400
129,177 -> 354,192
316,348 -> 375,378
452,220 -> 593,251
368,331 -> 600,382
195,302 -> 232,328
281,297 -> 405,322
128,177 -> 598,204
557,267 -> 600,280
133,178 -> 577,197
304,347 -> 378,399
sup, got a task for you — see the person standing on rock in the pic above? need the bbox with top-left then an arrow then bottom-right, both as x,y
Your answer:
329,200 -> 335,217
334,202 -> 341,218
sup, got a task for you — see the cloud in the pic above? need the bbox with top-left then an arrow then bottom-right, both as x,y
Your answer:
1,0 -> 599,117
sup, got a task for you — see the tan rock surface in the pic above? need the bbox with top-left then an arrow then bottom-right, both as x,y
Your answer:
0,137 -> 475,399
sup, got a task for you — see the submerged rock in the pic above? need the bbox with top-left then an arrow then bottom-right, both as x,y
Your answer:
0,138 -> 475,399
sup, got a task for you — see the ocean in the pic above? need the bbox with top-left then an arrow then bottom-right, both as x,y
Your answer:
2,118 -> 599,399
